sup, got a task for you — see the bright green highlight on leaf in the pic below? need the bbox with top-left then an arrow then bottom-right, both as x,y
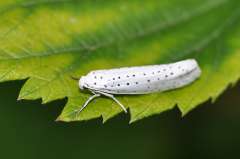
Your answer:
0,0 -> 239,123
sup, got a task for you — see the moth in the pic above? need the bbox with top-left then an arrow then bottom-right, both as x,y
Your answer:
75,59 -> 201,114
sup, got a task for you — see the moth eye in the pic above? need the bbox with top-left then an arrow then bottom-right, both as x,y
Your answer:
118,76 -> 121,79
94,82 -> 97,85
170,72 -> 174,75
147,80 -> 150,82
126,83 -> 130,86
117,84 -> 120,86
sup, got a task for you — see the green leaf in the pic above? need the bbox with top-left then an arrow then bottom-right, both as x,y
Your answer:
0,0 -> 240,123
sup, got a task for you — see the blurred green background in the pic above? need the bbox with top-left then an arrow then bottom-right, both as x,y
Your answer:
0,80 -> 239,159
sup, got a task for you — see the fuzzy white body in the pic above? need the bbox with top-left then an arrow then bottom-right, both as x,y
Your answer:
79,59 -> 201,94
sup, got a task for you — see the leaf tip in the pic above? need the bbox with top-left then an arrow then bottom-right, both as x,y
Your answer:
178,108 -> 189,117
17,96 -> 23,101
55,116 -> 64,122
102,117 -> 108,124
129,117 -> 138,124
41,99 -> 48,105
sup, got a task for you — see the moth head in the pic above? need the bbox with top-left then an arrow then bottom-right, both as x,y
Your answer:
79,76 -> 87,90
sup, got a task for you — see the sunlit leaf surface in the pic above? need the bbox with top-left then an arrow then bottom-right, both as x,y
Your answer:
0,0 -> 239,122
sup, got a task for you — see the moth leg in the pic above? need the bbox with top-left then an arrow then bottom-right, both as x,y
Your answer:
95,91 -> 128,113
75,93 -> 101,118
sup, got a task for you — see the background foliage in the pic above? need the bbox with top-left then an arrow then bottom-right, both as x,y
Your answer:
0,0 -> 240,122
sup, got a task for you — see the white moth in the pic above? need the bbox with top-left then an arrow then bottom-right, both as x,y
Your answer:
76,59 -> 201,114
